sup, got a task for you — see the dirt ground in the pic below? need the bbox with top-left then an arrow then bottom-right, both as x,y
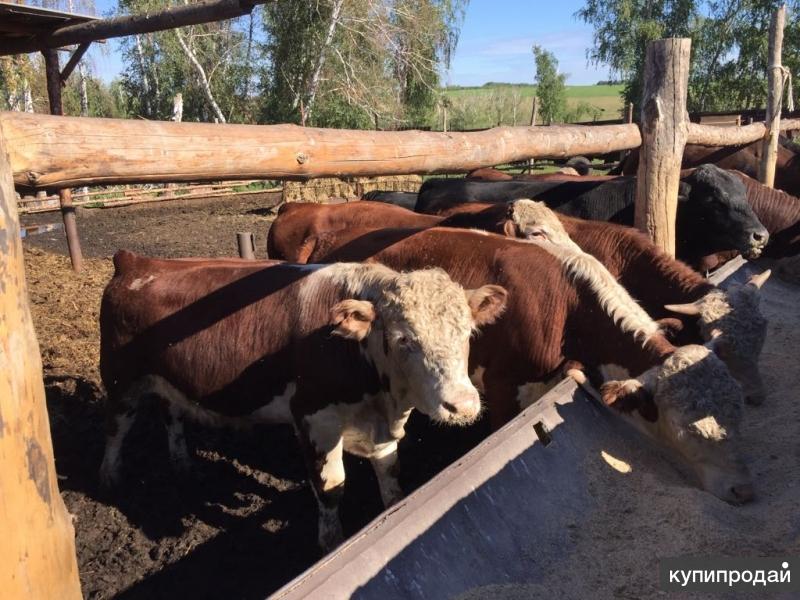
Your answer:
22,194 -> 487,599
21,191 -> 282,259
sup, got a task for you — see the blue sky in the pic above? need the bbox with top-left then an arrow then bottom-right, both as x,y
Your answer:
87,0 -> 609,86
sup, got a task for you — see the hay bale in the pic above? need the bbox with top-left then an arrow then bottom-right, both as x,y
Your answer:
284,174 -> 423,203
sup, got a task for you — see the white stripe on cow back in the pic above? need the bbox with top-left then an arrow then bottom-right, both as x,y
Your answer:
533,241 -> 660,344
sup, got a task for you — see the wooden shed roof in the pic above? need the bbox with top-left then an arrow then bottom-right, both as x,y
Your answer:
0,2 -> 97,45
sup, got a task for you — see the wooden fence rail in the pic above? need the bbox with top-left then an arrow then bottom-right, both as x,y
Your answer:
0,112 -> 643,189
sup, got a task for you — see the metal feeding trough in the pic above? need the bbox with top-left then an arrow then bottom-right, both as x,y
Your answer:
271,258 -> 753,600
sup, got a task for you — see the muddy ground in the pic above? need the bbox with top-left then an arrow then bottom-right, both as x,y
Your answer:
21,193 -> 800,598
22,194 -> 487,599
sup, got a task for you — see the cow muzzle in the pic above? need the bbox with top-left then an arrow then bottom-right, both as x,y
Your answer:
438,388 -> 482,425
743,227 -> 769,259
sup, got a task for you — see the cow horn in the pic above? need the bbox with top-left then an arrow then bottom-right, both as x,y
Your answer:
664,301 -> 702,316
704,328 -> 723,351
747,269 -> 771,290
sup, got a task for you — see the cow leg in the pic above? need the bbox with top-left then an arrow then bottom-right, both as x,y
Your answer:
100,375 -> 195,488
369,442 -> 403,508
99,378 -> 151,488
296,412 -> 346,552
160,402 -> 192,476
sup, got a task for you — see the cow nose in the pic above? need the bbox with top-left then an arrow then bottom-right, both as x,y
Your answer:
443,391 -> 481,415
731,483 -> 755,503
751,229 -> 768,245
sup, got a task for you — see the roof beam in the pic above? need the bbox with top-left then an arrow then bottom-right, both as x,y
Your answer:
0,0 -> 270,56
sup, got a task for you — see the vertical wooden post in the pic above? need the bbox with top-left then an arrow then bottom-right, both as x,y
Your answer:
759,4 -> 787,188
0,125 -> 83,600
528,97 -> 539,172
635,38 -> 691,257
530,96 -> 538,126
237,232 -> 256,259
626,102 -> 634,123
43,48 -> 83,272
442,105 -> 448,133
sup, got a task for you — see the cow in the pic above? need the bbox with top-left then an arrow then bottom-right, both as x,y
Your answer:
615,141 -> 800,196
730,171 -> 800,258
281,226 -> 754,504
267,200 -> 770,404
414,165 -> 770,269
267,198 -> 566,262
99,250 -> 507,550
466,167 -> 586,181
360,190 -> 418,210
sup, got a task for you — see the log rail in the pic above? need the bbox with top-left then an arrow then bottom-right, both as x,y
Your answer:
0,113 -> 641,189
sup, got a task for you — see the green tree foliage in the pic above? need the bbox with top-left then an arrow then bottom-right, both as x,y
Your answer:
533,45 -> 567,124
117,0 -> 255,122
577,0 -> 800,112
259,0 -> 467,128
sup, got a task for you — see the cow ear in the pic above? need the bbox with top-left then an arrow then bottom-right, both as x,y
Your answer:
502,219 -> 518,238
656,317 -> 684,340
677,181 -> 691,202
600,378 -> 658,422
465,285 -> 508,327
330,299 -> 376,341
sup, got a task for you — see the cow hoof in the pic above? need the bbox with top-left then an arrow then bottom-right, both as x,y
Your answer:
98,469 -> 122,498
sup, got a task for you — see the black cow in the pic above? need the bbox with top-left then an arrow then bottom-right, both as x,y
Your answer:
361,190 -> 418,210
415,164 -> 769,269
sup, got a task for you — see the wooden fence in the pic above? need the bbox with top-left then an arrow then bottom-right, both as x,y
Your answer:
17,180 -> 279,213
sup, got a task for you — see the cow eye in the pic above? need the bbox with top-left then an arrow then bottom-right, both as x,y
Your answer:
395,335 -> 416,350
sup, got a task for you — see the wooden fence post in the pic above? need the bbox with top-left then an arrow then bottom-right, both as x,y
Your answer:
237,231 -> 256,259
43,47 -> 83,272
759,4 -> 787,188
0,121 -> 83,599
530,96 -> 538,126
635,38 -> 691,257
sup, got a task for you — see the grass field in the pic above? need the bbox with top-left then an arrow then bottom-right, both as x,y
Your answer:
440,83 -> 624,130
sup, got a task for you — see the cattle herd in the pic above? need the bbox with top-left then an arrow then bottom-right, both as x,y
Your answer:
97,141 -> 799,555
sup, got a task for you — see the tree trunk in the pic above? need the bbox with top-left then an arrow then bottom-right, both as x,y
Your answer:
300,0 -> 344,125
173,92 -> 184,122
175,29 -> 227,124
243,10 -> 255,101
134,34 -> 152,116
23,76 -> 34,112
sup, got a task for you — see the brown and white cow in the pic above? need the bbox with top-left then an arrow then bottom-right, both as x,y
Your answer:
617,141 -> 800,197
276,226 -> 754,504
99,250 -> 506,550
268,200 -> 769,404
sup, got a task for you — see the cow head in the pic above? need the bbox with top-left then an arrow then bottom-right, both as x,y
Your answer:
665,270 -> 770,405
332,269 -> 507,425
679,164 -> 769,258
504,199 -> 582,251
602,345 -> 752,504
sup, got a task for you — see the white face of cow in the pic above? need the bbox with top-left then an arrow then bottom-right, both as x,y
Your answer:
331,269 -> 507,425
505,200 -> 583,252
665,271 -> 770,405
602,345 -> 753,504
